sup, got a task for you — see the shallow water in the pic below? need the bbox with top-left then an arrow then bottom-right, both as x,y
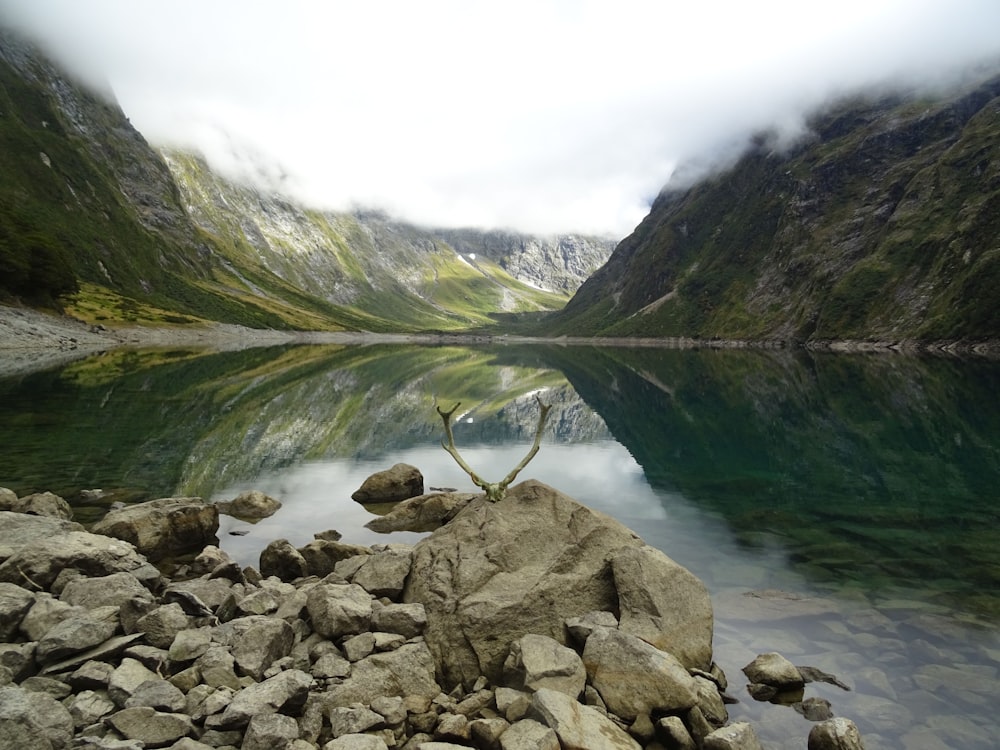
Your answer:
1,343 -> 997,748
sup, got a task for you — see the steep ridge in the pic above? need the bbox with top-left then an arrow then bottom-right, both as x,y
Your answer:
0,28 -> 611,332
548,72 -> 1000,346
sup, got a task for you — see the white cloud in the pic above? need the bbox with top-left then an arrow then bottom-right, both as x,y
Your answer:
2,0 -> 999,236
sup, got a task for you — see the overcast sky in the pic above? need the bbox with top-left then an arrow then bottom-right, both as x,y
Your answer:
3,1 -> 1000,237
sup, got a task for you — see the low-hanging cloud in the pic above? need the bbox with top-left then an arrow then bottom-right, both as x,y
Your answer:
2,0 -> 999,237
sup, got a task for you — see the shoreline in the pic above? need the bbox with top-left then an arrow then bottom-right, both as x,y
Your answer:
1,304 -> 997,379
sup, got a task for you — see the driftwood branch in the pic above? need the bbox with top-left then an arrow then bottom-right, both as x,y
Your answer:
437,395 -> 552,502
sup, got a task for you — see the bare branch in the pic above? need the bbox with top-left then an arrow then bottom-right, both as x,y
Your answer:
436,395 -> 551,502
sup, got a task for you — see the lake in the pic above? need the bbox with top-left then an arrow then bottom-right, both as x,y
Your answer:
1,342 -> 998,749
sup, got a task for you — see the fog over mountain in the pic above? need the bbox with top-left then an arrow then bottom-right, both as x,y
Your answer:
2,0 -> 1000,235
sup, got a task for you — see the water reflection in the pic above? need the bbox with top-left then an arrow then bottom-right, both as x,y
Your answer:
1,343 -> 998,748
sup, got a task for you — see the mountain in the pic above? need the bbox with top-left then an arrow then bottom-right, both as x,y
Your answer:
548,72 -> 1000,346
0,28 -> 613,332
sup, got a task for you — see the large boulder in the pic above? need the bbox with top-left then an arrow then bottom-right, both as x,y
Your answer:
0,511 -> 84,560
0,491 -> 73,520
351,463 -> 424,504
403,480 -> 714,688
0,530 -> 159,591
90,497 -> 219,561
216,490 -> 282,520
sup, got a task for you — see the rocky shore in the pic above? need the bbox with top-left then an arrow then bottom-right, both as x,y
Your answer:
0,475 -> 865,750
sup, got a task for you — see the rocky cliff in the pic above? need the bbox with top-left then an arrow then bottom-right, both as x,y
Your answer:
0,28 -> 611,332
548,72 -> 1000,346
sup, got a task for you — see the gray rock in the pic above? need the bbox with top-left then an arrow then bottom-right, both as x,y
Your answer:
370,695 -> 406,725
351,548 -> 413,598
19,593 -> 74,641
59,572 -> 153,610
35,606 -> 120,664
0,685 -> 74,749
371,602 -> 426,638
108,658 -> 161,707
471,718 -> 511,750
39,633 -> 144,676
694,675 -> 728,727
656,715 -> 697,750
300,540 -> 371,578
212,614 -> 295,680
0,582 -> 35,640
217,490 -> 282,520
243,712 -> 300,750
260,539 -> 309,582
504,634 -> 585,698
168,626 -> 213,662
194,645 -> 242,690
0,487 -> 16,506
0,529 -> 157,591
90,497 -> 219,561
323,735 -> 389,750
0,642 -> 36,681
741,652 -> 804,689
311,651 -> 352,679
808,717 -> 866,750
19,675 -> 70,699
364,492 -> 478,533
351,463 -> 424,504
0,511 -> 84,561
496,687 -> 532,722
437,711 -> 471,741
328,704 -> 384,736
612,545 -> 713,669
67,660 -> 114,690
343,632 -> 376,662
106,706 -> 194,745
325,642 -> 441,706
500,718 -> 559,750
4,491 -> 73,520
135,602 -> 193,648
703,721 -> 764,750
306,583 -> 373,639
124,678 -> 186,712
218,668 -> 313,728
529,687 -> 640,750
565,610 -> 618,646
65,689 -> 116,728
404,480 -> 708,688
582,621 -> 698,722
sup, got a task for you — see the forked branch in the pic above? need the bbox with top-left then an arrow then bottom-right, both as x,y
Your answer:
437,395 -> 552,502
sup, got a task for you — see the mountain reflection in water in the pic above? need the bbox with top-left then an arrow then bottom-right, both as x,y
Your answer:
1,343 -> 997,749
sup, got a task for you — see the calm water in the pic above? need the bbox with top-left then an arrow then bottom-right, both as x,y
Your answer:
1,343 -> 998,749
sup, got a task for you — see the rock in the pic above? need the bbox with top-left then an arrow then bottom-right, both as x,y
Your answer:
40,634 -> 144,676
108,658 -> 161,707
503,634 -> 586,698
2,491 -> 73,520
124,678 -> 186,712
808,717 -> 866,750
0,511 -> 83,560
328,704 -> 384,736
306,583 -> 373,639
703,722 -> 764,750
364,492 -> 478,533
565,610 -> 618,646
795,697 -> 834,722
90,497 -> 219,561
351,548 -> 413,598
59,571 -> 154,609
168,626 -> 213,662
135,603 -> 193,649
218,668 -> 313,728
35,606 -> 120,664
500,718 -> 560,750
656,715 -> 697,750
371,602 -> 426,639
742,652 -> 804,690
243,712 -> 300,750
212,615 -> 295,680
324,735 -> 389,750
612,545 -> 713,669
471,716 -> 510,750
217,490 -> 282,520
260,539 -> 309,581
19,593 -> 73,641
106,706 -> 194,745
325,642 -> 441,706
0,684 -> 75,750
65,689 -> 116,728
0,530 -> 158,591
404,480 -> 711,688
0,582 -> 35,640
530,687 -> 641,750
299,540 -> 372,577
582,626 -> 699,721
351,463 -> 424,504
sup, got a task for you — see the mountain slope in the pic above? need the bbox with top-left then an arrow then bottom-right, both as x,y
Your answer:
548,72 -> 1000,345
0,28 -> 612,332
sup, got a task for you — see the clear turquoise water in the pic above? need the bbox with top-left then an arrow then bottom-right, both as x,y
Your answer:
1,343 -> 997,748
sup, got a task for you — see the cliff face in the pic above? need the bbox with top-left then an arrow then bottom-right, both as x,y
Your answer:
0,28 -> 611,331
549,73 -> 1000,345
